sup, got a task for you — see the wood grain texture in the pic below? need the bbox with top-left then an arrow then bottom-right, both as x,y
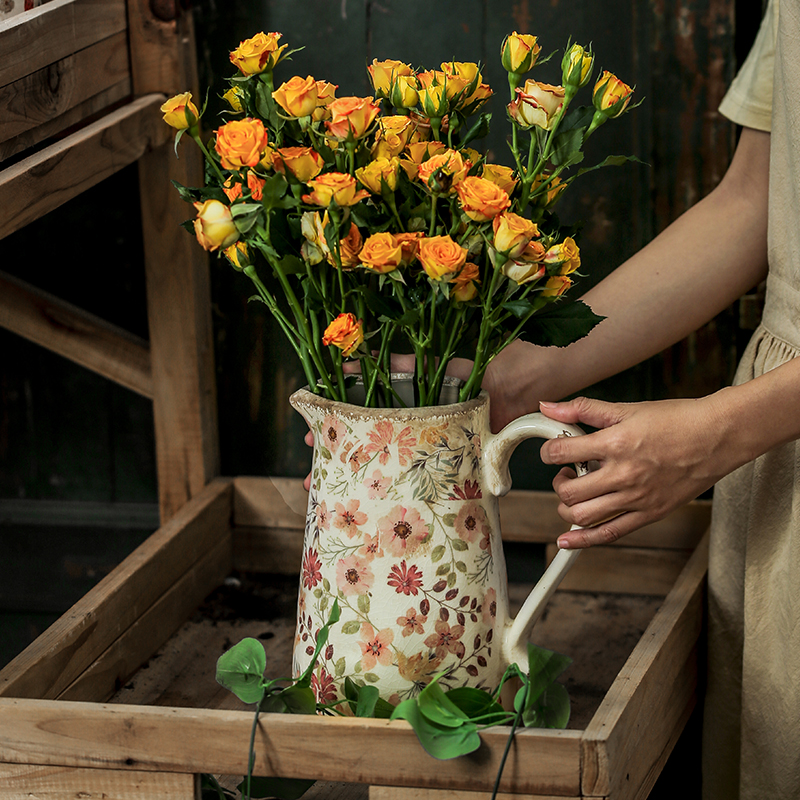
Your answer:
0,763 -> 197,799
0,93 -> 170,240
0,479 -> 232,700
0,700 -> 583,796
0,0 -> 127,88
0,30 -> 130,145
581,534 -> 709,798
370,790 -> 574,800
0,270 -> 153,398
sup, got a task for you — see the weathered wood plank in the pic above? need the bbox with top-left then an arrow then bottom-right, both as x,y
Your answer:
0,30 -> 130,147
0,763 -> 197,799
0,0 -> 127,88
0,270 -> 153,398
0,701 -> 583,796
581,534 -> 709,797
0,93 -> 169,241
543,545 -> 692,596
0,479 -> 232,700
233,526 -> 303,574
369,790 -> 574,800
58,534 -> 232,704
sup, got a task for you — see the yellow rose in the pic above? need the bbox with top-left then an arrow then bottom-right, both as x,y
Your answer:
222,87 -> 244,113
452,261 -> 480,302
502,259 -> 545,285
215,118 -> 269,170
530,172 -> 567,207
541,275 -> 573,297
229,32 -> 287,75
390,75 -> 419,110
301,173 -> 370,207
312,80 -> 338,121
356,157 -> 401,194
418,83 -> 447,118
418,235 -> 468,281
300,211 -> 330,265
455,176 -> 510,222
593,70 -> 634,118
359,232 -> 403,274
492,212 -> 539,258
273,75 -> 319,118
481,164 -> 518,197
322,313 -> 364,357
461,82 -> 494,115
442,61 -> 481,86
562,43 -> 594,90
508,81 -> 565,130
394,231 -> 424,265
161,92 -> 199,130
372,115 -> 417,159
326,96 -> 381,140
223,241 -> 250,270
368,59 -> 414,98
417,149 -> 470,192
543,237 -> 581,274
273,146 -> 325,182
331,222 -> 364,269
193,200 -> 238,252
501,32 -> 541,74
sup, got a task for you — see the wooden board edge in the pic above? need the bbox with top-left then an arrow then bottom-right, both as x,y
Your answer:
0,478 -> 233,700
369,788 -> 580,800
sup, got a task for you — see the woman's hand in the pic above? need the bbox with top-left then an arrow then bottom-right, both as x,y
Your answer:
537,394 -> 737,548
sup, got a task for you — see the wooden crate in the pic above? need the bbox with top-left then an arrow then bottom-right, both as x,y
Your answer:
0,477 -> 710,799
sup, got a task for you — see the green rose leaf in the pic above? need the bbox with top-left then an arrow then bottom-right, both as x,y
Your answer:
445,686 -> 510,725
519,299 -> 605,348
215,637 -> 267,705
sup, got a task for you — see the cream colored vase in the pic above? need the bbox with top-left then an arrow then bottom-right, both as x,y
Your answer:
290,377 -> 587,706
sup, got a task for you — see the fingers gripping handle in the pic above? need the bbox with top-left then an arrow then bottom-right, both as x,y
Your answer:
482,412 -> 590,670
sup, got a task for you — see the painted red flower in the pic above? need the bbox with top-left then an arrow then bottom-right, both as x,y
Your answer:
359,623 -> 394,671
452,479 -> 482,500
311,667 -> 338,705
387,560 -> 424,596
424,619 -> 466,657
302,547 -> 323,589
334,499 -> 368,538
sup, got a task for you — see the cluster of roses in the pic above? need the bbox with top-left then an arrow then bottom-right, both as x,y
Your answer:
162,29 -> 634,406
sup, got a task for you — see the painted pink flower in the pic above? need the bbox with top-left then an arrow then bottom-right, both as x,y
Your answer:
302,547 -> 323,589
321,414 -> 347,453
482,587 -> 497,626
452,479 -> 482,500
359,623 -> 394,671
366,419 -> 394,464
377,504 -> 430,557
364,468 -> 390,499
424,619 -> 466,658
335,554 -> 374,596
311,667 -> 338,705
387,560 -> 424,596
455,501 -> 490,543
397,607 -> 428,637
359,532 -> 384,561
315,500 -> 331,531
334,499 -> 367,538
394,425 -> 417,466
346,444 -> 370,472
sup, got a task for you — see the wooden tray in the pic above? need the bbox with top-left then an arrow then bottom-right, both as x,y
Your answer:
0,477 -> 710,799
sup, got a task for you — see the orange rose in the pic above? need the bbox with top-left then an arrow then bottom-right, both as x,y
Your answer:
355,157 -> 401,194
593,70 -> 634,118
331,223 -> 364,269
455,176 -> 511,222
215,118 -> 269,170
301,173 -> 370,207
543,237 -> 581,274
273,146 -> 325,182
541,275 -> 572,297
273,75 -> 319,118
492,212 -> 539,258
229,32 -> 287,75
461,82 -> 493,114
326,96 -> 381,140
313,80 -> 338,121
501,32 -> 541,74
394,231 -> 424,265
368,59 -> 414,98
222,171 -> 266,202
418,235 -> 468,280
359,232 -> 403,274
452,261 -> 480,302
417,149 -> 470,192
161,92 -> 199,130
530,172 -> 567,207
193,200 -> 238,252
323,313 -> 364,357
481,164 -> 518,197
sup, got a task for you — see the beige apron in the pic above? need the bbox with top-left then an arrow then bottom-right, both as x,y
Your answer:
704,1 -> 800,797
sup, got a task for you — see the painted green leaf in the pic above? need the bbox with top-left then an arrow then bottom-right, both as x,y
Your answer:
455,561 -> 467,573
436,563 -> 450,576
342,620 -> 361,634
363,672 -> 380,683
451,539 -> 468,552
334,656 -> 347,676
441,513 -> 457,527
215,638 -> 266,705
357,594 -> 371,614
431,545 -> 447,563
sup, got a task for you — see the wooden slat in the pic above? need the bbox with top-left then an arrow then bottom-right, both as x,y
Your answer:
0,763 -> 196,800
0,479 -> 233,700
0,270 -> 153,398
58,534 -> 232,703
0,30 -> 130,148
0,0 -> 127,88
581,533 -> 709,798
543,545 -> 693,597
232,477 -> 711,550
233,526 -> 303,574
0,93 -> 170,241
0,702 -> 583,796
370,789 -> 575,800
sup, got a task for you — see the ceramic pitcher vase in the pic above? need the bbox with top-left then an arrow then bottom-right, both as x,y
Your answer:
290,377 -> 587,706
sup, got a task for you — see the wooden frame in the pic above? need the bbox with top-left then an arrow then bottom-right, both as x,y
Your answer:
0,478 -> 710,799
0,0 -> 219,522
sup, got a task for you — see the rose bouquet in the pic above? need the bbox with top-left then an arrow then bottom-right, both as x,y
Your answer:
163,31 -> 638,408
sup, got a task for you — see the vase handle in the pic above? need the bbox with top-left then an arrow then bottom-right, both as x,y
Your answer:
482,412 -> 590,670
